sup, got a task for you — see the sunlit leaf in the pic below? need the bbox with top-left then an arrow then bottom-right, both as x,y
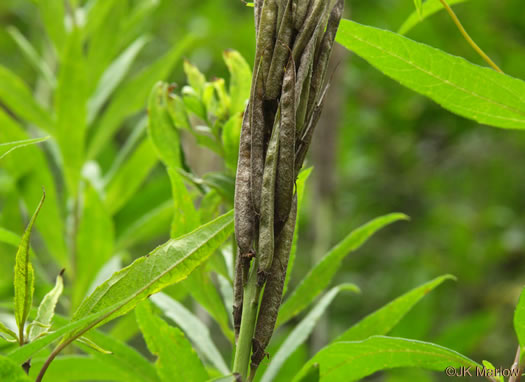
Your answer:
336,19 -> 525,130
223,49 -> 251,115
399,0 -> 469,35
514,287 -> 525,347
0,137 -> 49,160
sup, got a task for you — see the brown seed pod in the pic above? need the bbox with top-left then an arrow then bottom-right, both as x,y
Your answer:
293,0 -> 311,31
256,0 -> 278,85
251,64 -> 266,215
275,58 -> 296,225
251,196 -> 298,371
256,115 -> 280,286
234,103 -> 255,256
233,249 -> 244,340
292,0 -> 325,62
265,0 -> 294,100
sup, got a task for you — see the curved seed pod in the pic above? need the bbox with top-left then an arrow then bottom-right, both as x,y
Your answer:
306,0 -> 343,120
234,103 -> 255,256
292,0 -> 325,62
251,64 -> 266,215
275,58 -> 295,225
294,0 -> 311,31
265,0 -> 294,100
251,196 -> 298,371
295,83 -> 329,174
256,0 -> 278,84
233,249 -> 244,340
257,114 -> 280,286
254,0 -> 263,38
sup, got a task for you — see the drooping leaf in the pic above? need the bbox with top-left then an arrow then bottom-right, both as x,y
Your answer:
0,137 -> 49,160
150,292 -> 230,375
74,184 -> 115,308
136,300 -> 209,382
336,19 -> 525,130
88,36 -> 193,159
0,66 -> 54,132
399,0 -> 469,35
514,287 -> 525,347
223,49 -> 251,115
336,275 -> 455,341
14,192 -> 45,343
28,271 -> 64,342
105,137 -> 159,215
69,210 -> 234,337
55,27 -> 88,196
277,213 -> 409,327
88,36 -> 150,124
0,355 -> 31,382
262,284 -> 360,382
292,336 -> 481,381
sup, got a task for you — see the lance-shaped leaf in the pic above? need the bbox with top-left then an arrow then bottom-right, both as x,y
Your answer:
336,19 -> 525,130
150,292 -> 230,375
514,287 -> 525,348
14,192 -> 45,344
292,336 -> 481,381
69,210 -> 234,337
262,284 -> 360,382
223,49 -> 252,115
28,271 -> 64,342
136,300 -> 209,382
0,137 -> 49,160
0,355 -> 31,382
336,274 -> 455,341
277,213 -> 408,327
38,0 -> 66,54
0,321 -> 17,342
399,0 -> 469,35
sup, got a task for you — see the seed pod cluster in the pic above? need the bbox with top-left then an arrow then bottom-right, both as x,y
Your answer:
233,0 -> 344,370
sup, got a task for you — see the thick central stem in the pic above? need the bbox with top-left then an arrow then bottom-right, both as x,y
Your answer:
233,258 -> 262,380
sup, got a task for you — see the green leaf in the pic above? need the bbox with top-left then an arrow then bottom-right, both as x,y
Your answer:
283,167 -> 312,296
277,213 -> 408,327
136,300 -> 209,382
413,0 -> 423,17
184,60 -> 207,97
28,271 -> 64,342
481,360 -> 504,382
150,292 -> 230,375
221,112 -> 242,172
336,275 -> 455,341
0,355 -> 31,382
88,36 -> 193,159
7,26 -> 55,87
0,137 -> 49,160
0,66 -> 54,132
14,192 -> 45,343
399,0 -> 469,35
202,173 -> 235,205
55,27 -> 88,196
38,0 -> 66,54
297,363 -> 320,382
262,284 -> 360,382
166,93 -> 191,130
514,287 -> 525,347
336,19 -> 525,130
88,36 -> 149,124
76,336 -> 112,354
292,336 -> 481,381
105,137 -> 159,215
74,184 -> 115,308
223,50 -> 251,115
69,210 -> 234,336
0,321 -> 17,342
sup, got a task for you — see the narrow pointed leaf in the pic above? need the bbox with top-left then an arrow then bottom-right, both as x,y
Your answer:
150,292 -> 230,375
76,336 -> 112,354
0,322 -> 17,341
399,0 -> 469,35
336,19 -> 525,130
336,275 -> 455,341
514,287 -> 525,347
70,210 -> 234,336
223,50 -> 251,114
0,137 -> 49,160
136,301 -> 209,382
28,271 -> 64,342
292,336 -> 481,381
262,284 -> 360,382
14,192 -> 45,342
277,213 -> 408,327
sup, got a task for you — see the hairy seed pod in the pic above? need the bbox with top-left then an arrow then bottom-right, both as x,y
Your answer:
292,0 -> 325,62
235,103 -> 255,256
251,196 -> 298,370
254,0 -> 263,38
256,116 -> 280,286
256,0 -> 278,85
265,0 -> 294,100
294,0 -> 311,31
233,249 -> 244,340
275,59 -> 295,225
307,0 -> 343,120
251,64 -> 266,215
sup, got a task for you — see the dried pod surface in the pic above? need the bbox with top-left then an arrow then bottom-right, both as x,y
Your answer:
251,65 -> 266,215
251,197 -> 298,370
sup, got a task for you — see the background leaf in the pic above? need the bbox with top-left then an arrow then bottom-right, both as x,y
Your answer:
514,287 -> 525,348
0,137 -> 49,160
399,0 -> 469,35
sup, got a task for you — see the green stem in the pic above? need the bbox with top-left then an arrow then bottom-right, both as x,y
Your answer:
233,259 -> 262,380
439,0 -> 503,73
